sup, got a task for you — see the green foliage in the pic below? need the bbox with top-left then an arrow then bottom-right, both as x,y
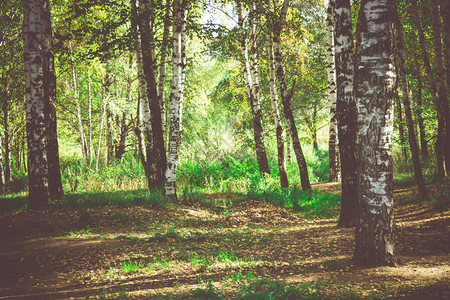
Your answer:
60,154 -> 146,193
177,142 -> 330,196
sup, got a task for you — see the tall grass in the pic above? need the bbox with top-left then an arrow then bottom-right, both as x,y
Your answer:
177,142 -> 330,194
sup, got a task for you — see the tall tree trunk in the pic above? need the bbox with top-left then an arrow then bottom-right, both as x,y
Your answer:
443,0 -> 450,91
268,37 -> 288,188
412,0 -> 446,177
96,87 -> 108,171
273,0 -> 311,190
396,91 -> 408,162
3,99 -> 11,183
286,129 -> 291,163
106,106 -> 114,164
135,92 -> 147,173
139,0 -> 167,190
393,6 -> 428,199
0,133 -> 4,192
131,0 -> 150,170
115,112 -> 129,161
42,0 -> 63,199
70,51 -> 88,165
334,0 -> 358,227
165,0 -> 187,200
416,76 -> 428,158
158,0 -> 171,136
237,0 -> 271,177
87,75 -> 93,164
326,0 -> 340,182
23,0 -> 49,207
431,0 -> 449,175
354,0 -> 397,266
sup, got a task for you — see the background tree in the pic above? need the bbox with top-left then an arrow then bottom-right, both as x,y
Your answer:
334,0 -> 357,227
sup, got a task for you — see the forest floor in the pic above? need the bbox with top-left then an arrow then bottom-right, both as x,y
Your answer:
0,180 -> 449,299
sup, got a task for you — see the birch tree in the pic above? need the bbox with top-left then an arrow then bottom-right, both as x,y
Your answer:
273,0 -> 311,190
354,0 -> 398,266
268,36 -> 288,188
165,0 -> 187,200
326,0 -> 340,182
23,0 -> 49,207
237,0 -> 271,176
334,0 -> 357,227
139,0 -> 167,190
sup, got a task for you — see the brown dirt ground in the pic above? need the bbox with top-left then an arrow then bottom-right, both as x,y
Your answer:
0,181 -> 448,299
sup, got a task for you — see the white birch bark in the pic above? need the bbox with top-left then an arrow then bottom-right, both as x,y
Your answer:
237,0 -> 270,176
69,42 -> 87,165
354,0 -> 397,266
335,0 -> 358,227
165,0 -> 187,199
158,0 -> 171,135
95,79 -> 108,171
326,0 -> 340,182
23,0 -> 49,206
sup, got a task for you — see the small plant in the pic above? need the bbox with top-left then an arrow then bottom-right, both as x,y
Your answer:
121,260 -> 142,274
68,228 -> 92,238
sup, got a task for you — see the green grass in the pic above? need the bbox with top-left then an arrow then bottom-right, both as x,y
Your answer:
56,189 -> 168,209
245,187 -> 341,219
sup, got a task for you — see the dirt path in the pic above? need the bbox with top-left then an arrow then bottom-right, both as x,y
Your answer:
0,182 -> 448,299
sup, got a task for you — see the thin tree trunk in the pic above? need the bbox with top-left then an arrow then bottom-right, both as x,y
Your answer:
412,0 -> 446,177
165,0 -> 187,200
70,44 -> 88,165
131,0 -> 150,170
393,6 -> 428,199
443,0 -> 450,92
268,36 -> 288,188
3,100 -> 11,183
42,0 -> 63,199
0,133 -> 4,192
135,92 -> 147,173
327,0 -> 340,182
273,0 -> 311,190
87,74 -> 92,164
335,0 -> 358,227
158,0 -> 171,135
237,0 -> 271,177
416,76 -> 428,158
139,0 -> 167,190
115,112 -> 129,161
106,106 -> 114,164
286,129 -> 291,163
354,0 -> 397,266
396,92 -> 408,162
431,0 -> 449,175
96,100 -> 107,170
23,0 -> 49,207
